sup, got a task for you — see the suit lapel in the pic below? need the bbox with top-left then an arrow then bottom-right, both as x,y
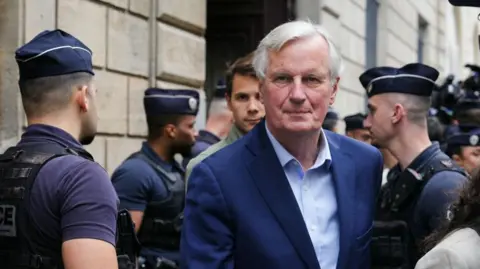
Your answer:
327,132 -> 356,269
245,122 -> 320,269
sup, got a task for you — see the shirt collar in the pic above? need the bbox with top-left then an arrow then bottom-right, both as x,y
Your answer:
265,121 -> 332,170
19,124 -> 83,149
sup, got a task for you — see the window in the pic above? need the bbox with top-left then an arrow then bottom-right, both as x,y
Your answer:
418,17 -> 428,63
365,0 -> 379,69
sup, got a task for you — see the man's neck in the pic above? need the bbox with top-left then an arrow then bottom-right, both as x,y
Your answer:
147,139 -> 172,163
27,116 -> 80,141
387,129 -> 431,170
266,122 -> 320,170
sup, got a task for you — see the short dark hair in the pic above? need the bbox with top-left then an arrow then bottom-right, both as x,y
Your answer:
225,52 -> 257,96
146,114 -> 183,140
19,72 -> 93,117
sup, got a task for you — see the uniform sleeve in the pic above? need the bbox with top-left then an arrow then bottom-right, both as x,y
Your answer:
180,162 -> 234,269
111,161 -> 155,211
59,161 -> 118,246
416,171 -> 467,230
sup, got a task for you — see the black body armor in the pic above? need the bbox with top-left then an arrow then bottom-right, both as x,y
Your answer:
371,153 -> 466,269
0,142 -> 139,269
129,152 -> 185,251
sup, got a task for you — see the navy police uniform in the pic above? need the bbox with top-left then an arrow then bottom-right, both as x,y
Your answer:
360,63 -> 469,269
0,30 -> 125,268
112,88 -> 199,269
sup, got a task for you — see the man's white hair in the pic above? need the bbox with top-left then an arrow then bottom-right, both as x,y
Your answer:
252,20 -> 343,83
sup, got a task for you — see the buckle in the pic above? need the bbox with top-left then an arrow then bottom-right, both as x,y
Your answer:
30,254 -> 43,269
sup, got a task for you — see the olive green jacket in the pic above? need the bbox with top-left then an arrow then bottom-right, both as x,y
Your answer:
185,125 -> 243,185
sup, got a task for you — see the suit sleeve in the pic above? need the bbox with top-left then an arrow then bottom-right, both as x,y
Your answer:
180,161 -> 234,269
414,248 -> 468,269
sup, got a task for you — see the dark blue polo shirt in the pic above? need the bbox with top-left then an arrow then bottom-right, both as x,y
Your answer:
17,124 -> 118,259
111,142 -> 184,262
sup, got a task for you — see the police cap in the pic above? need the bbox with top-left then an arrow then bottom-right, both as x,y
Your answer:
344,113 -> 366,131
359,63 -> 439,98
213,80 -> 227,98
325,107 -> 339,120
15,29 -> 94,82
144,88 -> 200,116
453,95 -> 480,116
446,126 -> 480,148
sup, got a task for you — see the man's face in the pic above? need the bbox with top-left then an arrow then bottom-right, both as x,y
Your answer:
227,74 -> 264,133
262,36 -> 339,134
171,115 -> 197,157
364,95 -> 396,147
347,129 -> 372,144
453,146 -> 480,175
79,80 -> 98,145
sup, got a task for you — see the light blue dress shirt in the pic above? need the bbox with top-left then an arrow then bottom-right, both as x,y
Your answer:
265,122 -> 340,269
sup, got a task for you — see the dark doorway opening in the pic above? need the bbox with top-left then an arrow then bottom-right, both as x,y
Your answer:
205,0 -> 296,103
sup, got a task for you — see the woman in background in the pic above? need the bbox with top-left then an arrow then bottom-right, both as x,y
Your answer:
415,167 -> 480,269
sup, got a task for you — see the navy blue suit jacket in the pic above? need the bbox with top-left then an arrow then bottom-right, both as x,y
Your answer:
181,122 -> 383,269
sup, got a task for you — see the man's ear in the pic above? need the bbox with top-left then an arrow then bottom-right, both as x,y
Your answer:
329,77 -> 340,105
75,85 -> 89,112
391,103 -> 405,124
259,81 -> 265,104
164,124 -> 177,139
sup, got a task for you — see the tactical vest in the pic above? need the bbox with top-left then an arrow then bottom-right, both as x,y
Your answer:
0,142 -> 140,269
128,151 -> 185,250
371,153 -> 467,269
0,142 -> 94,269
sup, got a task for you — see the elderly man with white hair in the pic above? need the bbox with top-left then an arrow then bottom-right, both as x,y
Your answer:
180,20 -> 383,269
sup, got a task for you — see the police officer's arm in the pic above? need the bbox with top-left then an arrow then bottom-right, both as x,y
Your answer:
111,160 -> 159,233
416,171 -> 467,230
59,161 -> 118,269
180,161 -> 234,269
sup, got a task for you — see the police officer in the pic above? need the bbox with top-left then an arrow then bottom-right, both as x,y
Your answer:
112,88 -> 199,269
322,106 -> 339,132
359,63 -> 469,268
0,30 -> 120,268
445,125 -> 480,175
181,80 -> 232,168
343,113 -> 372,144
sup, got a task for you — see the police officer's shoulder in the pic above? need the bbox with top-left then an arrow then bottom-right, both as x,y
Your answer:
48,155 -> 109,181
111,157 -> 156,183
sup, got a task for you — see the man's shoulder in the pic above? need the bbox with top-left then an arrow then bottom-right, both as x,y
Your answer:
325,131 -> 380,157
202,134 -> 248,166
188,139 -> 230,170
39,154 -> 107,181
112,156 -> 155,177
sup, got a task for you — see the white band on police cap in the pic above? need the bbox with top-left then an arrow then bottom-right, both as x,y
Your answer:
366,74 -> 436,93
16,45 -> 92,63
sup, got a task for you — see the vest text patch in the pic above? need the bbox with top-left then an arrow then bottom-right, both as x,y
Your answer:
0,204 -> 16,237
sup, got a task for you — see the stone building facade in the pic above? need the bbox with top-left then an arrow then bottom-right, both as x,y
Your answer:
0,0 -> 477,174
